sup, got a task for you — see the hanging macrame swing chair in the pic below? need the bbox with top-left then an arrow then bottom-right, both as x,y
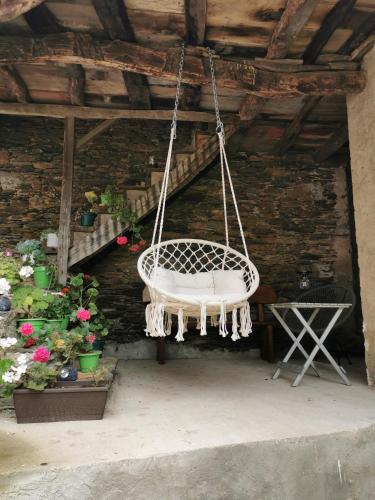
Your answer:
137,46 -> 260,342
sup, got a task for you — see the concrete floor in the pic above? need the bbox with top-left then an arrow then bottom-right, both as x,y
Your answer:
1,358 -> 375,499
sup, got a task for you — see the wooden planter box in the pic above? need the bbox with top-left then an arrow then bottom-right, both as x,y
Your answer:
13,385 -> 109,424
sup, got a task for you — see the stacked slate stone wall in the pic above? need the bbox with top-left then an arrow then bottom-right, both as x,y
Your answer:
0,117 -> 357,351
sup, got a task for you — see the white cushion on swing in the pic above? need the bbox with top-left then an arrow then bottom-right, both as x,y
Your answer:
213,270 -> 247,295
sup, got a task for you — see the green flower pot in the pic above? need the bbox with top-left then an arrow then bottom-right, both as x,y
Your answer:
78,351 -> 101,373
17,318 -> 46,335
100,194 -> 110,206
80,212 -> 97,227
61,315 -> 69,330
33,266 -> 50,289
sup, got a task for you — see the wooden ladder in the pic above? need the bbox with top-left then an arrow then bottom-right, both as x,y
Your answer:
68,125 -> 236,267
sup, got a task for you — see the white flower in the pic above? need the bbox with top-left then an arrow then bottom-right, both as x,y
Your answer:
2,371 -> 15,384
0,337 -> 17,350
17,353 -> 28,365
19,266 -> 34,279
22,254 -> 28,263
0,278 -> 10,295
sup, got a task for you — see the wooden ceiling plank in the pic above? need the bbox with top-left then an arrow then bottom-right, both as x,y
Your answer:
93,0 -> 151,109
303,0 -> 356,64
0,103 -> 227,122
0,33 -> 366,96
239,95 -> 265,121
0,65 -> 30,103
338,11 -> 375,56
23,3 -> 86,106
185,0 -> 207,46
314,125 -> 348,162
0,0 -> 45,22
76,118 -> 119,152
350,34 -> 375,61
267,0 -> 319,59
277,95 -> 320,154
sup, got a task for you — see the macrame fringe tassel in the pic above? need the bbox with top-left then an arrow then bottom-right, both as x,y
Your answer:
145,303 -> 166,337
231,307 -> 240,341
200,303 -> 207,336
240,302 -> 252,337
175,308 -> 185,342
164,312 -> 172,336
196,316 -> 201,330
183,315 -> 188,333
219,302 -> 229,338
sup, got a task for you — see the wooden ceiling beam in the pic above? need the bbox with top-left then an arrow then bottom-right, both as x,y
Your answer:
0,33 -> 365,97
277,96 -> 320,154
185,0 -> 207,46
267,0 -> 319,59
69,64 -> 85,106
93,0 -> 151,110
338,12 -> 375,56
23,3 -> 62,34
314,126 -> 348,162
0,0 -> 45,21
0,65 -> 30,103
0,103 -> 228,122
239,95 -> 265,121
303,0 -> 356,64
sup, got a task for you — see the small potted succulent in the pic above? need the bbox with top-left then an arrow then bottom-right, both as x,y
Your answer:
80,191 -> 99,227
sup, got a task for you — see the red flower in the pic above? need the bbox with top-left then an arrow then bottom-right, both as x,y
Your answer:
19,323 -> 34,336
117,236 -> 128,246
33,346 -> 50,363
83,273 -> 90,280
76,308 -> 91,321
139,240 -> 146,247
24,337 -> 36,348
129,243 -> 140,253
60,287 -> 70,294
85,334 -> 96,344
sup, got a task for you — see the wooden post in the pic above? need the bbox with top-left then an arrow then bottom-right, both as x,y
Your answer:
57,116 -> 75,285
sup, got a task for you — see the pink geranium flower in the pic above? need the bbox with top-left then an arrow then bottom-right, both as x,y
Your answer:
76,308 -> 91,321
19,323 -> 34,336
117,236 -> 128,246
129,243 -> 140,253
33,346 -> 50,363
85,334 -> 96,344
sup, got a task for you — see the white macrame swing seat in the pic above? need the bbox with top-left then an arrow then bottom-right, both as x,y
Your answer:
137,46 -> 260,342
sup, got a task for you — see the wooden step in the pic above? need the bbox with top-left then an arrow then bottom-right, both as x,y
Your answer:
125,187 -> 148,201
150,170 -> 165,186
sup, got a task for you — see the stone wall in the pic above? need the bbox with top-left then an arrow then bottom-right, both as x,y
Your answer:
0,116 -> 357,351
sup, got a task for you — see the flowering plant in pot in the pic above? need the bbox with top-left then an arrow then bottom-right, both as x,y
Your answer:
12,285 -> 54,334
16,239 -> 50,288
67,272 -> 100,319
73,308 -> 101,373
44,292 -> 71,331
80,191 -> 99,227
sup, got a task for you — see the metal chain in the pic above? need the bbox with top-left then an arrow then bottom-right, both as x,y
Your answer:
171,42 -> 185,139
207,47 -> 225,142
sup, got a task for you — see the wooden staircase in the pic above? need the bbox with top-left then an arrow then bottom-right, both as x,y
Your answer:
68,125 -> 236,267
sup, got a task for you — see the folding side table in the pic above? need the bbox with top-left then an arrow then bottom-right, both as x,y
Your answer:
268,302 -> 352,387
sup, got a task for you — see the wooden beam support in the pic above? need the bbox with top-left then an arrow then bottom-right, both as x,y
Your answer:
0,65 -> 30,103
69,64 -> 85,106
339,12 -> 375,56
303,0 -> 356,63
185,0 -> 207,45
0,102 -> 227,122
267,0 -> 319,59
0,33 -> 366,97
58,116 -> 75,285
314,126 -> 348,162
23,2 -> 62,33
239,95 -> 266,121
76,119 -> 119,152
0,0 -> 45,21
277,96 -> 320,154
93,0 -> 151,109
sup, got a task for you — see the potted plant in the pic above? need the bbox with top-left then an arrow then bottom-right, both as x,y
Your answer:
80,191 -> 98,227
41,228 -> 58,249
0,251 -> 21,288
91,312 -> 113,353
44,292 -> 71,331
99,185 -> 112,207
16,239 -> 50,288
72,312 -> 101,373
12,285 -> 54,334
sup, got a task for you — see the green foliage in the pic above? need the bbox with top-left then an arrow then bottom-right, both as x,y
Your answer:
89,311 -> 113,339
0,358 -> 13,383
103,186 -> 143,242
48,330 -> 83,364
67,273 -> 100,319
16,240 -> 46,264
12,286 -> 54,318
24,363 -> 57,391
90,366 -> 112,386
44,293 -> 70,319
0,255 -> 20,286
